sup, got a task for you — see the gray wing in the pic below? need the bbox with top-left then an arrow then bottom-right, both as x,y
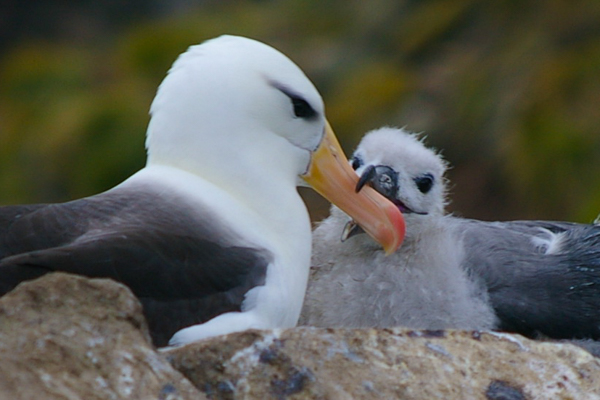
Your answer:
0,186 -> 270,346
459,219 -> 600,339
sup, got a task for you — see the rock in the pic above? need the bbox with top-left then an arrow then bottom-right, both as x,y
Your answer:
165,327 -> 600,400
3,272 -> 599,399
0,272 -> 204,400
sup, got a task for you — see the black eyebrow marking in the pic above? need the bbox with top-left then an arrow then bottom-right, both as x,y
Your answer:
268,80 -> 302,99
269,80 -> 318,120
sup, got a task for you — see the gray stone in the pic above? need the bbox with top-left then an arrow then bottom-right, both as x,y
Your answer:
3,272 -> 599,399
0,272 -> 203,400
165,327 -> 600,399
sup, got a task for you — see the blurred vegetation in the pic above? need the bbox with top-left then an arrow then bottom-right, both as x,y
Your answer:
1,0 -> 600,223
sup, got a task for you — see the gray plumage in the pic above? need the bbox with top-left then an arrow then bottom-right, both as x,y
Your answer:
0,176 -> 270,347
301,127 -> 600,342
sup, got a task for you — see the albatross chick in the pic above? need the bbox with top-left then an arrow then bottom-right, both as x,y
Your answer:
302,127 -> 600,344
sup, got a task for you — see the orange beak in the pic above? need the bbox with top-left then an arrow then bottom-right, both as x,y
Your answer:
302,122 -> 405,254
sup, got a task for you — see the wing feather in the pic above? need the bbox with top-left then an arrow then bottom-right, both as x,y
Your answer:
0,187 -> 270,346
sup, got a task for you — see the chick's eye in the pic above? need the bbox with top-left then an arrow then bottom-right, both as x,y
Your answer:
351,156 -> 363,170
291,97 -> 316,119
415,173 -> 434,193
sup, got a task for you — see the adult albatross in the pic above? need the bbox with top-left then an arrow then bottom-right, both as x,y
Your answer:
301,127 -> 600,342
0,36 -> 405,347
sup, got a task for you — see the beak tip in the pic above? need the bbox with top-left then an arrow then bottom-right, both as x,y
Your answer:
383,241 -> 401,256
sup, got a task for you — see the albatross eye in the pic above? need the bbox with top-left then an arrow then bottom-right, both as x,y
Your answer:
415,173 -> 434,194
291,96 -> 316,119
351,156 -> 363,170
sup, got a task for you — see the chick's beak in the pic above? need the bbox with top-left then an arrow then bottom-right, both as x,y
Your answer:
301,122 -> 405,254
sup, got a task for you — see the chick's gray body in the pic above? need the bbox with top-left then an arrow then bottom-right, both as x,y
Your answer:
301,127 -> 600,342
303,208 -> 497,330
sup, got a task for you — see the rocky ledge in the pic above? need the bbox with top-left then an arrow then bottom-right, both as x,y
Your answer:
1,273 -> 599,399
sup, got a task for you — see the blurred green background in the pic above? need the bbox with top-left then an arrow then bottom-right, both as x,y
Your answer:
1,0 -> 599,224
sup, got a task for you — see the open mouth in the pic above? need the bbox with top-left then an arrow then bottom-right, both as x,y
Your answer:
392,198 -> 419,215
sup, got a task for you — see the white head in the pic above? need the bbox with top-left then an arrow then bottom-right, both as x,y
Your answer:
351,127 -> 449,218
146,35 -> 326,190
335,127 -> 448,245
144,35 -> 405,253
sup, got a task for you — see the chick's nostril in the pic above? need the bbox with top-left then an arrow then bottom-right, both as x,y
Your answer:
378,174 -> 393,188
370,166 -> 399,199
